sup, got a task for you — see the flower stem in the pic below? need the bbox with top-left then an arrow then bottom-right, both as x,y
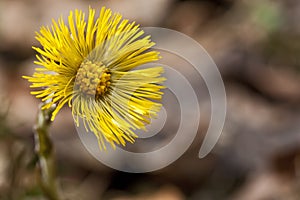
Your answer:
34,103 -> 61,200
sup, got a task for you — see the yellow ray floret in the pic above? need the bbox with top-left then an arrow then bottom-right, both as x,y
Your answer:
23,7 -> 165,150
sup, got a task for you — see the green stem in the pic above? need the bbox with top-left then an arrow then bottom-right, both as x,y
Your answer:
34,103 -> 61,200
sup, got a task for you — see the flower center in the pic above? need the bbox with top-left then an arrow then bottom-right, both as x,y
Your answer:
75,60 -> 111,99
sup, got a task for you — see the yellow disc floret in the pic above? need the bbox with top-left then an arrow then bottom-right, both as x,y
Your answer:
75,60 -> 111,99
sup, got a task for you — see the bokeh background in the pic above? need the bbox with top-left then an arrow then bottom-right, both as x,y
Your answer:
1,0 -> 300,199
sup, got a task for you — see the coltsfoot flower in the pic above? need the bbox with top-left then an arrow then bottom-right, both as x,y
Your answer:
23,7 -> 165,150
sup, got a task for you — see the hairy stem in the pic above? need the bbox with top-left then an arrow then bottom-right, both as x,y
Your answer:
34,103 -> 61,200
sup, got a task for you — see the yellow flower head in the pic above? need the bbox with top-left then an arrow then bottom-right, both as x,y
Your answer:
23,7 -> 165,150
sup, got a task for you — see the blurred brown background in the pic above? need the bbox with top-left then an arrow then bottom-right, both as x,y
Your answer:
1,0 -> 300,199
